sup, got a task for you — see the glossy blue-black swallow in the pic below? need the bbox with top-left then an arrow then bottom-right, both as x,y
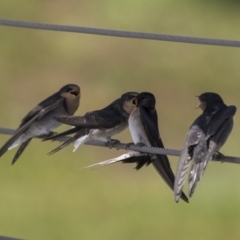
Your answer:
83,92 -> 189,203
174,92 -> 236,202
127,92 -> 189,203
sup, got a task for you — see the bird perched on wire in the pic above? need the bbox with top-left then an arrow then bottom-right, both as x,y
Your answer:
43,92 -> 138,154
0,84 -> 80,164
174,92 -> 236,202
82,92 -> 189,203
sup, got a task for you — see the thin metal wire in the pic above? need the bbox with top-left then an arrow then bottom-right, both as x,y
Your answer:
0,18 -> 240,48
0,127 -> 239,164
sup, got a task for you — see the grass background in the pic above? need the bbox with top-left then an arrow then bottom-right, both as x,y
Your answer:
0,1 -> 240,239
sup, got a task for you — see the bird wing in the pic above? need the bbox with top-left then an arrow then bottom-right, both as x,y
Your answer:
206,105 -> 236,139
0,94 -> 64,157
47,128 -> 91,155
139,106 -> 189,203
54,109 -> 123,129
174,124 -> 203,202
201,106 -> 236,171
20,92 -> 65,127
139,106 -> 160,143
42,127 -> 80,141
188,106 -> 236,197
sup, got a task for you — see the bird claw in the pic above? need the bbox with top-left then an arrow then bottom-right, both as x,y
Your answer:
125,142 -> 134,150
125,142 -> 146,150
135,142 -> 146,147
213,151 -> 225,163
105,139 -> 121,149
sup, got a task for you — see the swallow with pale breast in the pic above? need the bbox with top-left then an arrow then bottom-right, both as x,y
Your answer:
174,92 -> 236,202
0,84 -> 80,164
43,92 -> 138,154
83,92 -> 189,203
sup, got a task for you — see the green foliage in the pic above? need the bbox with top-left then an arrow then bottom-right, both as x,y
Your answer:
0,0 -> 240,239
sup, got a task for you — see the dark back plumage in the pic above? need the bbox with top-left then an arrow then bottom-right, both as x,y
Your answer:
136,92 -> 189,203
174,92 -> 236,201
0,83 -> 80,164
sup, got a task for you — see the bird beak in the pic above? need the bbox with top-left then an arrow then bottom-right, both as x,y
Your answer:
70,90 -> 80,96
196,101 -> 206,110
195,95 -> 201,109
131,97 -> 137,106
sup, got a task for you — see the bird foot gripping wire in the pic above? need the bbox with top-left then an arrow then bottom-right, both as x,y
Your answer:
0,127 -> 240,164
212,151 -> 225,163
105,139 -> 121,149
125,142 -> 146,150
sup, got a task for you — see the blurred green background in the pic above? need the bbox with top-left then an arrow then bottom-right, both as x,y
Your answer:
1,1 -> 240,239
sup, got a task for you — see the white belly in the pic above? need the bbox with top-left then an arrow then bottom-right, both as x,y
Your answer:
91,122 -> 127,140
128,109 -> 151,146
73,122 -> 128,152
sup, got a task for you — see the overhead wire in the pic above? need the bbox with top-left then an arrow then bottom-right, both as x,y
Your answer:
0,18 -> 240,48
0,13 -> 239,240
0,127 -> 239,164
0,19 -> 239,162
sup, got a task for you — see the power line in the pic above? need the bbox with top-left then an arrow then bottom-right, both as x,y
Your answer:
0,127 -> 239,164
0,18 -> 240,48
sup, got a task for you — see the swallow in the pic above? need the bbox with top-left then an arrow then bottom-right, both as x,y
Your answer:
127,92 -> 189,202
174,92 -> 236,202
82,92 -> 189,203
43,92 -> 138,154
0,84 -> 80,164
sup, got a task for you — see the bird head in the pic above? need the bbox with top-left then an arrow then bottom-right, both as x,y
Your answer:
196,92 -> 224,111
136,92 -> 156,109
121,92 -> 139,114
59,84 -> 81,115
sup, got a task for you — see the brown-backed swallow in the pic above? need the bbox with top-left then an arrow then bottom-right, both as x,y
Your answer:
174,92 -> 236,202
82,92 -> 189,203
0,84 -> 80,164
43,92 -> 138,154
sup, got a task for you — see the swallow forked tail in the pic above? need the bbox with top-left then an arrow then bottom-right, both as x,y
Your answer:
48,138 -> 75,155
174,154 -> 192,203
12,138 -> 32,165
42,127 -> 78,141
188,162 -> 204,197
81,151 -> 147,169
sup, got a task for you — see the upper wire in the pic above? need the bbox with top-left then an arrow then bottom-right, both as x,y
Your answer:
0,18 -> 240,48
